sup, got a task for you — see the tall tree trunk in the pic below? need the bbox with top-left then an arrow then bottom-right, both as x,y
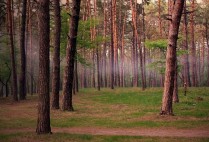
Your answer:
28,0 -> 34,95
120,12 -> 126,87
110,0 -> 116,89
183,2 -> 191,87
51,0 -> 61,109
96,48 -> 100,91
191,0 -> 197,86
173,59 -> 179,103
7,0 -> 18,101
75,60 -> 79,92
19,0 -> 27,100
62,0 -> 81,111
36,0 -> 51,134
142,0 -> 147,88
103,0 -> 107,87
160,0 -> 184,115
158,0 -> 162,36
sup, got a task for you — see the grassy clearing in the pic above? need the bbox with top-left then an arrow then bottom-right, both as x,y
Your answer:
0,87 -> 209,130
0,132 -> 209,142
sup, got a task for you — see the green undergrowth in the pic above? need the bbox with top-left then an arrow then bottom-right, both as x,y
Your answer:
0,132 -> 209,142
0,87 -> 209,130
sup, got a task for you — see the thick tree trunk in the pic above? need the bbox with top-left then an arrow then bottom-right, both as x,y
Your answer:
36,0 -> 51,134
62,0 -> 81,111
161,0 -> 184,115
51,0 -> 61,109
19,0 -> 27,100
7,0 -> 18,101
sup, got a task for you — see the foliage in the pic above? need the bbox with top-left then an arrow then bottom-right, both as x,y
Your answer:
145,39 -> 167,51
60,10 -> 70,57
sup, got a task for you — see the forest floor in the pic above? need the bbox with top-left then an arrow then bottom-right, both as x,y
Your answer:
0,87 -> 209,141
1,127 -> 209,138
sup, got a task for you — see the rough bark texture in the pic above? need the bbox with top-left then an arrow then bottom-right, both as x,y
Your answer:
7,0 -> 18,101
161,0 -> 184,115
51,0 -> 61,110
36,0 -> 51,134
19,0 -> 27,100
62,0 -> 81,111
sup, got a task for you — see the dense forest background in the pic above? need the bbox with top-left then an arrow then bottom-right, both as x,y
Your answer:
0,0 -> 209,97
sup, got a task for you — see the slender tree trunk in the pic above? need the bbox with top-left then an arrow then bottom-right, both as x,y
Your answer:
103,1 -> 107,87
28,0 -> 34,95
19,0 -> 27,100
173,59 -> 179,103
121,12 -> 126,87
142,0 -> 147,88
96,48 -> 100,91
7,0 -> 18,101
75,60 -> 79,92
36,0 -> 51,134
158,0 -> 162,36
110,0 -> 116,89
191,0 -> 197,86
183,2 -> 191,87
161,0 -> 184,115
51,0 -> 61,109
62,0 -> 81,111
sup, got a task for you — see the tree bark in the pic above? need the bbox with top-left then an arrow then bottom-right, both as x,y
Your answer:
191,0 -> 197,86
62,0 -> 81,111
36,0 -> 51,134
110,0 -> 116,89
161,0 -> 184,115
19,0 -> 27,100
51,0 -> 61,110
7,0 -> 18,101
183,2 -> 191,87
173,59 -> 179,103
96,48 -> 100,91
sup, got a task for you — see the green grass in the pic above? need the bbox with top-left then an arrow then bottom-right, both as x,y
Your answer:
0,87 -> 209,130
0,132 -> 209,142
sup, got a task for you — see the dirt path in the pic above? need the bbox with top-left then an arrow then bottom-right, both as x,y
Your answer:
1,127 -> 209,138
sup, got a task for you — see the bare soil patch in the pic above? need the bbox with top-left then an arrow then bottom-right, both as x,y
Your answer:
1,127 -> 209,138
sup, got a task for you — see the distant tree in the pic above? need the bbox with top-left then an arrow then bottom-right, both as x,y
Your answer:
182,2 -> 191,87
160,0 -> 184,115
190,0 -> 198,86
62,0 -> 81,111
51,0 -> 61,109
36,0 -> 51,134
19,0 -> 27,100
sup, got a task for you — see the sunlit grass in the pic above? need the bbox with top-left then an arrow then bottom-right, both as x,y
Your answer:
0,87 -> 209,130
